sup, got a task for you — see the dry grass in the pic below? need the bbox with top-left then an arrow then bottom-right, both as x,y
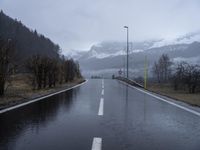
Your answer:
0,74 -> 85,109
147,83 -> 200,107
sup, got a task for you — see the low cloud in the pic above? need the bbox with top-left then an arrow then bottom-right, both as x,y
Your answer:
1,0 -> 200,53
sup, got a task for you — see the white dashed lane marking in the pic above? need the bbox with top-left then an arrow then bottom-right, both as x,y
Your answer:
98,98 -> 104,116
101,89 -> 104,95
91,137 -> 102,150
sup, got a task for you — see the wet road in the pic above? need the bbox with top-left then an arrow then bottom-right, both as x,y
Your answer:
0,79 -> 200,150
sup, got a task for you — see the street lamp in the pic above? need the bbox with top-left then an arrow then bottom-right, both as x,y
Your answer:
124,26 -> 129,79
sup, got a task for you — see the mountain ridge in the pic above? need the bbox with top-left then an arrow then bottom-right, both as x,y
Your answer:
70,40 -> 200,77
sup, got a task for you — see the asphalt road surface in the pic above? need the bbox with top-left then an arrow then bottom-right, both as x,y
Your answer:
0,79 -> 200,150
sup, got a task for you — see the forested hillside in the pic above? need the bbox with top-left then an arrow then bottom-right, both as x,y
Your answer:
0,11 -> 83,97
0,10 -> 60,64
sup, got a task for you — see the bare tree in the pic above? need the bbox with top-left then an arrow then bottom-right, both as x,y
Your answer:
152,54 -> 172,83
172,61 -> 187,90
184,64 -> 200,93
26,55 -> 82,89
0,38 -> 14,96
47,58 -> 58,88
152,62 -> 161,83
172,61 -> 200,93
57,55 -> 65,85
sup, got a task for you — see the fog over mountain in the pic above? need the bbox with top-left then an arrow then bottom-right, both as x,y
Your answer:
67,33 -> 200,78
1,0 -> 200,51
1,0 -> 200,78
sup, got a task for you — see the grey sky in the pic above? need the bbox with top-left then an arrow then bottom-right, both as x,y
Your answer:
1,0 -> 200,53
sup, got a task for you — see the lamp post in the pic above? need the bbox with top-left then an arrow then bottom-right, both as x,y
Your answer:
124,26 -> 129,79
144,55 -> 147,89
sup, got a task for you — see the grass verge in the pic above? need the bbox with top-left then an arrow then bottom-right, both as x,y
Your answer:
0,74 -> 85,110
147,84 -> 200,107
116,77 -> 200,107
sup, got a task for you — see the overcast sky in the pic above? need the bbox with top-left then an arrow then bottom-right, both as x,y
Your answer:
1,0 -> 200,53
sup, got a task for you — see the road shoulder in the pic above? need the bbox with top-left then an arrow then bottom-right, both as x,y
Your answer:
117,79 -> 200,115
0,79 -> 86,113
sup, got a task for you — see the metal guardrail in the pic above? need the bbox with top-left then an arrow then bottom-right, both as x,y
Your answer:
115,76 -> 144,88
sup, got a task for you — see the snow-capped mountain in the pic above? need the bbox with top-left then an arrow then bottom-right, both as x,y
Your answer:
65,32 -> 200,61
65,32 -> 200,78
150,31 -> 200,48
77,41 -> 154,59
64,49 -> 87,60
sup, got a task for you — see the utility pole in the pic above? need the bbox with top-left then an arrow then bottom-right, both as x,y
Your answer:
123,54 -> 126,77
144,55 -> 148,89
124,26 -> 129,79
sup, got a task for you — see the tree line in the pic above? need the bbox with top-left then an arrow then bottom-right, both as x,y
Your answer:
152,54 -> 200,93
0,38 -> 82,96
0,10 -> 60,65
0,38 -> 14,95
172,62 -> 200,93
26,55 -> 81,90
0,11 -> 83,96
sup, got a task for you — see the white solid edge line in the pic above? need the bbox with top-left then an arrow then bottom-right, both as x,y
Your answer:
101,89 -> 104,95
0,80 -> 88,114
91,137 -> 102,150
119,80 -> 200,117
98,98 -> 104,116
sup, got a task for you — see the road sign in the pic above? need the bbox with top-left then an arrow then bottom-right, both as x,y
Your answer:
118,69 -> 122,76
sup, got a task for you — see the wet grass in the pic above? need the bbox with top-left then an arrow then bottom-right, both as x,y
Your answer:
0,74 -> 85,110
147,83 -> 200,107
